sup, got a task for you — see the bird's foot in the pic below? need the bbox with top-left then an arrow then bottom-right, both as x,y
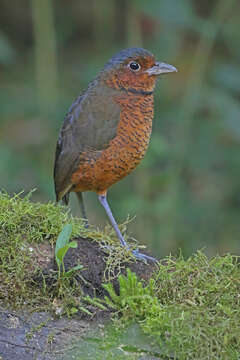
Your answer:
83,220 -> 89,229
131,249 -> 157,263
100,243 -> 157,263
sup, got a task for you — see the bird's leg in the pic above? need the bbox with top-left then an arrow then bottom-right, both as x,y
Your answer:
98,193 -> 157,262
98,193 -> 128,247
76,192 -> 89,228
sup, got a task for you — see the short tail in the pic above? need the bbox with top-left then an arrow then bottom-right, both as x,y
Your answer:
62,193 -> 70,205
55,184 -> 72,205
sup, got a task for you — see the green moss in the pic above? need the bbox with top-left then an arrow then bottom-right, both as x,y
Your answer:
0,190 -> 137,312
103,253 -> 240,360
0,190 -> 84,242
0,190 -> 87,310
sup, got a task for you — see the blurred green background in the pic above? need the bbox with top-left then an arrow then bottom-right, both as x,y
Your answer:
1,0 -> 240,258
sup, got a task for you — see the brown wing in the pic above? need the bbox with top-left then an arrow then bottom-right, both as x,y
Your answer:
54,82 -> 121,201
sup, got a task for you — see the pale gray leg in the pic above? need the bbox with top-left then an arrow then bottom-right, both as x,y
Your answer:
98,194 -> 157,262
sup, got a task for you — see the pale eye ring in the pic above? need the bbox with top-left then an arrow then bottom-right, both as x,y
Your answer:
129,61 -> 141,71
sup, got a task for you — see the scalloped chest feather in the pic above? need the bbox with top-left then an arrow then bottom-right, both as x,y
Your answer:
71,92 -> 154,193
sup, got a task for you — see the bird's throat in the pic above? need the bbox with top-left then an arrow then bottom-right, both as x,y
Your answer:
118,85 -> 153,96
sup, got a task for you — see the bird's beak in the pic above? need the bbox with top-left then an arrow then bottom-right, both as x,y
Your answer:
146,62 -> 177,76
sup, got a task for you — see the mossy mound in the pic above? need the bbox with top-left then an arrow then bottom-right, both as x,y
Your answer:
0,191 -> 155,314
0,190 -> 85,310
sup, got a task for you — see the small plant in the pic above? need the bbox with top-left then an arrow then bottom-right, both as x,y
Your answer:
55,223 -> 83,280
103,268 -> 156,317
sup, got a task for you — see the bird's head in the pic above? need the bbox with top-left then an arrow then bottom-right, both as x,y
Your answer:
100,47 -> 177,94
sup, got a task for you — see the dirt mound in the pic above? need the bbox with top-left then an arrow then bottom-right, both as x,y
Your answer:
57,236 -> 157,297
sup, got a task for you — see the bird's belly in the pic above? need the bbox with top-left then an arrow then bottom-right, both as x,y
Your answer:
97,137 -> 150,189
71,95 -> 153,193
71,134 -> 150,193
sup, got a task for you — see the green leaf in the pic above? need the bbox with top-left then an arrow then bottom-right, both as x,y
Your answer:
55,224 -> 73,266
79,306 -> 92,316
56,241 -> 77,265
70,307 -> 78,315
64,264 -> 84,277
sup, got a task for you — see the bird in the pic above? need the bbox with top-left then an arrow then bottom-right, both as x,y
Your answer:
54,47 -> 177,262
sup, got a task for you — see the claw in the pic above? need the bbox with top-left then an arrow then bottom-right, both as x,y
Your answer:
131,249 -> 157,263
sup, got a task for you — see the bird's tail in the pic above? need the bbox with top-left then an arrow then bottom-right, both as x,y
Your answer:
55,184 -> 72,205
55,192 -> 70,205
62,193 -> 70,205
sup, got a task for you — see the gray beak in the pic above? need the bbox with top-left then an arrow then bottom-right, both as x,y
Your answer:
146,61 -> 177,76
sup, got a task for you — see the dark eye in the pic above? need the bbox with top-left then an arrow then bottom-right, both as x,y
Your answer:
129,61 -> 141,71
